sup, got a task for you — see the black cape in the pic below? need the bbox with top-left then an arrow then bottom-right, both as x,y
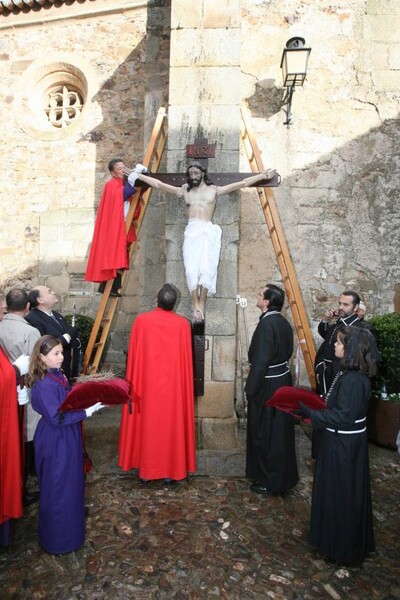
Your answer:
309,370 -> 375,565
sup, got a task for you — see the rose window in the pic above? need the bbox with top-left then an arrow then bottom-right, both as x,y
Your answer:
44,85 -> 84,128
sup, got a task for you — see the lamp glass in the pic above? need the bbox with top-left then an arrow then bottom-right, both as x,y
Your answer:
281,48 -> 311,87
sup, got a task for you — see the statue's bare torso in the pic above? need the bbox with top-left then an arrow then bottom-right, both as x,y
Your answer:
182,183 -> 218,221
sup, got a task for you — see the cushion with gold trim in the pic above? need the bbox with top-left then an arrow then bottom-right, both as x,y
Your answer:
59,373 -> 131,412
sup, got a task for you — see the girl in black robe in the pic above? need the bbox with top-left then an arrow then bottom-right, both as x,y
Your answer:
298,326 -> 379,566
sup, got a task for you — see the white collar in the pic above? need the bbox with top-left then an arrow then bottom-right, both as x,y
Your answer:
261,310 -> 280,319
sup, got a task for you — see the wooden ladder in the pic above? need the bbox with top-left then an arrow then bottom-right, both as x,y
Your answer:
82,107 -> 168,374
240,103 -> 316,388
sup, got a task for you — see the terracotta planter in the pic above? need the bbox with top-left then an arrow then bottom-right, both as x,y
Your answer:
367,395 -> 400,450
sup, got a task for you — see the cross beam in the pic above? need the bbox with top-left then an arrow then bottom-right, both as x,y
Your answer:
134,172 -> 281,188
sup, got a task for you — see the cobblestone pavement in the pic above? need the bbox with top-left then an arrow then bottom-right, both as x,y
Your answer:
1,407 -> 399,600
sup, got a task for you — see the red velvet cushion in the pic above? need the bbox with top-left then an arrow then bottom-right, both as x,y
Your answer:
266,386 -> 326,416
60,377 -> 131,412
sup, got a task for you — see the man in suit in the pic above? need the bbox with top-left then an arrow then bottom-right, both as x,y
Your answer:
0,288 -> 41,505
245,283 -> 298,496
26,286 -> 81,381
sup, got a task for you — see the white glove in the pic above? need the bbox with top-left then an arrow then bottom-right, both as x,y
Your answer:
63,333 -> 71,344
13,354 -> 30,376
84,402 -> 105,417
128,164 -> 148,187
135,163 -> 148,174
127,171 -> 139,187
17,385 -> 29,406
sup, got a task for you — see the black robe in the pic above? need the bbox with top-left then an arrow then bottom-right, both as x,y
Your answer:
309,370 -> 374,566
314,313 -> 363,396
245,311 -> 298,493
25,309 -> 81,381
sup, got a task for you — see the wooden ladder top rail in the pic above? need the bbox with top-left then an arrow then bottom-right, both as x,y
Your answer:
240,103 -> 316,389
82,107 -> 168,375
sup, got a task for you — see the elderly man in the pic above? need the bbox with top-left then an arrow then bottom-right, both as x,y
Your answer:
26,286 -> 81,381
0,288 -> 40,506
128,163 -> 276,321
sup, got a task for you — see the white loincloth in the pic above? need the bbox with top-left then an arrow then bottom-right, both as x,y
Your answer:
183,219 -> 222,295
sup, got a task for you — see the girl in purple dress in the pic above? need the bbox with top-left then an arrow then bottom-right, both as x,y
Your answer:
27,335 -> 103,555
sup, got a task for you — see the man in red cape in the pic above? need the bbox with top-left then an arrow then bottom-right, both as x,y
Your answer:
0,348 -> 23,546
118,284 -> 196,482
85,158 -> 140,296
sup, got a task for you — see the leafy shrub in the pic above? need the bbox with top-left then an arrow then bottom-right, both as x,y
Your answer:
64,313 -> 96,356
369,313 -> 400,396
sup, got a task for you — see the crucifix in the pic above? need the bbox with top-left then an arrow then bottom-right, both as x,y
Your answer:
126,138 -> 280,322
125,138 -> 280,396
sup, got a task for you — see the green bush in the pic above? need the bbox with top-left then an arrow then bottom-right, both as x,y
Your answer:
369,313 -> 400,396
64,313 -> 96,356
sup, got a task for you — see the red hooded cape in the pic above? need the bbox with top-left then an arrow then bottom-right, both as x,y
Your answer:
85,177 -> 137,283
0,349 -> 23,525
118,308 -> 196,480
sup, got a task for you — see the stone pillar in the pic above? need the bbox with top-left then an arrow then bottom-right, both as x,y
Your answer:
167,0 -> 242,449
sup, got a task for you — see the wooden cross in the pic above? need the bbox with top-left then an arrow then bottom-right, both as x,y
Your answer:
135,136 -> 280,188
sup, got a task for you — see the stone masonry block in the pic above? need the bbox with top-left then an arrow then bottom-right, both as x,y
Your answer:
38,260 -> 64,278
366,0 -> 400,14
171,0 -> 202,30
201,415 -> 239,450
39,209 -> 69,226
204,0 -> 241,29
365,15 -> 400,43
196,381 -> 235,418
204,335 -> 213,381
165,235 -> 183,262
171,29 -> 240,67
167,105 -> 241,151
169,67 -> 241,106
67,258 -> 88,275
214,262 -> 238,300
206,298 -> 236,336
388,44 -> 400,69
39,238 -> 73,259
212,336 -> 236,381
372,69 -> 400,92
46,275 -> 71,296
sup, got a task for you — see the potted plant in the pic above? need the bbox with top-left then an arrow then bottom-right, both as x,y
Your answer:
367,313 -> 400,449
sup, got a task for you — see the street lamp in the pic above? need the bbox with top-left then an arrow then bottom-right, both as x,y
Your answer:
280,37 -> 311,126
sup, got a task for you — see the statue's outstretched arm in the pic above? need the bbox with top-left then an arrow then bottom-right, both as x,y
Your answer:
138,172 -> 184,197
216,169 -> 276,196
125,165 -> 184,198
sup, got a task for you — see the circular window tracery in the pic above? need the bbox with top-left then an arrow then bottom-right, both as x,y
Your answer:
44,84 -> 84,128
14,58 -> 96,141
